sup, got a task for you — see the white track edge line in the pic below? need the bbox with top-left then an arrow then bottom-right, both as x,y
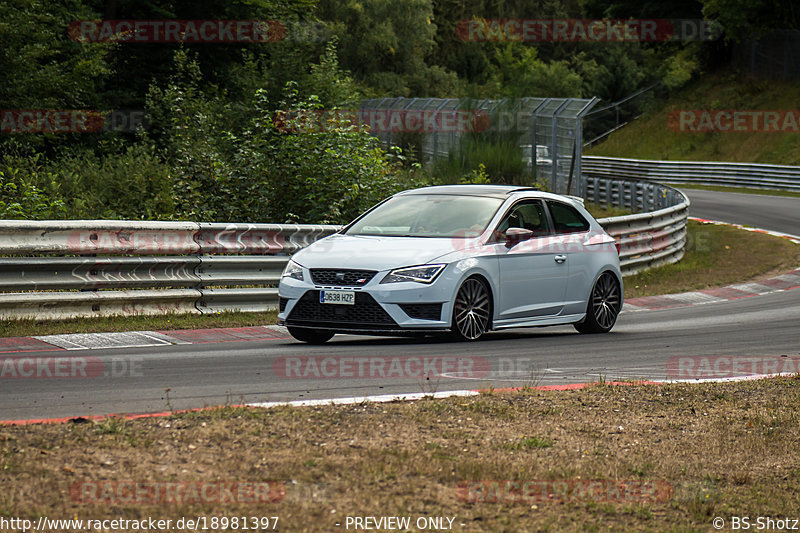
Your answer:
247,389 -> 480,408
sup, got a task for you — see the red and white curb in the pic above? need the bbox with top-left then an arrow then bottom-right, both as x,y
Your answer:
623,217 -> 800,312
0,325 -> 289,354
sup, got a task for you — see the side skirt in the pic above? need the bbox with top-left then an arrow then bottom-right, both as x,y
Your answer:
491,313 -> 586,330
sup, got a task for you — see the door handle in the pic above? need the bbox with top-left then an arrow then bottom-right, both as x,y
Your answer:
554,255 -> 567,264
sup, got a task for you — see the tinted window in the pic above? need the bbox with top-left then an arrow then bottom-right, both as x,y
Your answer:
493,200 -> 550,241
547,201 -> 590,234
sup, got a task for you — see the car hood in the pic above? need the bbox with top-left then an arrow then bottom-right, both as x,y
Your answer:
292,234 -> 461,271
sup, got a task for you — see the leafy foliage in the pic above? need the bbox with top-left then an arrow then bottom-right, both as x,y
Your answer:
489,44 -> 584,98
0,0 -> 757,222
146,52 -> 427,223
0,169 -> 66,220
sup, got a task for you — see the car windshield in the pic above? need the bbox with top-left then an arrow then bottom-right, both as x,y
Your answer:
345,194 -> 504,238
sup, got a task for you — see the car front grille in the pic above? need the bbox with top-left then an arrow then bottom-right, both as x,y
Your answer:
287,290 -> 398,328
399,303 -> 443,321
310,269 -> 377,287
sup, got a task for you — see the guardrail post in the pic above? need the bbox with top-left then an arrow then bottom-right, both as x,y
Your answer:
530,98 -> 551,179
574,97 -> 599,197
551,100 -> 570,193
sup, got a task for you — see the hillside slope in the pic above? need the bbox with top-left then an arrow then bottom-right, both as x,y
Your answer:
587,71 -> 800,165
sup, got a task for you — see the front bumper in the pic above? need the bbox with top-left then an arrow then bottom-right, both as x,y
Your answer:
278,269 -> 455,332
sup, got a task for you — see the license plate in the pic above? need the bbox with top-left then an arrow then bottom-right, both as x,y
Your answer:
320,290 -> 355,305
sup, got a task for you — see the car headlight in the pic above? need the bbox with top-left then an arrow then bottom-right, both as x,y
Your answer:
380,264 -> 445,284
281,260 -> 304,281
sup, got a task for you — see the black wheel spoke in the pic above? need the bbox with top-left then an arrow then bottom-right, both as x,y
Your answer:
454,278 -> 490,340
584,272 -> 620,332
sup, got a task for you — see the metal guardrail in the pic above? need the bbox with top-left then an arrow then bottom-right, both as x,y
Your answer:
583,156 -> 800,192
0,221 -> 338,319
0,220 -> 338,255
0,181 -> 689,318
588,175 -> 690,275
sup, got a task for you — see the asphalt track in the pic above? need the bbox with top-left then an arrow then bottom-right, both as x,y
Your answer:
681,188 -> 799,235
1,189 -> 798,421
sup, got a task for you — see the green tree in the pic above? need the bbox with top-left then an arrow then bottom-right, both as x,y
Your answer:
701,0 -> 800,41
489,44 -> 584,97
317,0 -> 460,96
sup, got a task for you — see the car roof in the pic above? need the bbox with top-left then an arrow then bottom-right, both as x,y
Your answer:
392,185 -> 587,210
396,184 -> 539,198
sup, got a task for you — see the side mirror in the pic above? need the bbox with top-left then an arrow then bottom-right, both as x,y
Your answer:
504,227 -> 534,248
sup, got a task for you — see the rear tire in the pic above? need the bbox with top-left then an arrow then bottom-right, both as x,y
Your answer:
288,327 -> 335,344
574,272 -> 621,334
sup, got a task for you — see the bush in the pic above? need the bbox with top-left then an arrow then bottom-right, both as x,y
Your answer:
53,144 -> 176,220
223,87 -> 431,224
0,165 -> 65,219
0,143 -> 174,220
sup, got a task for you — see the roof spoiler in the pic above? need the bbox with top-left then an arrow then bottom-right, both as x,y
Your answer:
564,194 -> 585,204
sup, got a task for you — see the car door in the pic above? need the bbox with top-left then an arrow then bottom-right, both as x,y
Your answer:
545,200 -> 593,315
492,199 -> 568,321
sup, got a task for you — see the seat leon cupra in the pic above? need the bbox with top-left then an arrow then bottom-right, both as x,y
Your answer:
278,185 -> 622,343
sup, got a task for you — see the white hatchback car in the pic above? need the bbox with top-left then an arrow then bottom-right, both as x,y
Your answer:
278,185 -> 622,343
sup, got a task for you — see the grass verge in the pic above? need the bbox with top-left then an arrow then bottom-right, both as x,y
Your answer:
588,70 -> 800,164
0,311 -> 278,338
623,220 -> 799,298
3,377 -> 800,532
676,183 -> 800,199
585,202 -> 632,218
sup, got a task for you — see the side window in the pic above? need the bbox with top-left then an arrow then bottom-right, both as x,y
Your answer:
547,201 -> 590,234
494,200 -> 550,239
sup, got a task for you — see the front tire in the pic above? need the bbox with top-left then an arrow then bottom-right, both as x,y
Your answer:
574,271 -> 621,334
451,277 -> 491,341
288,327 -> 335,344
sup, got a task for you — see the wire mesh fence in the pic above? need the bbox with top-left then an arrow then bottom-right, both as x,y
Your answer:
357,96 -> 598,194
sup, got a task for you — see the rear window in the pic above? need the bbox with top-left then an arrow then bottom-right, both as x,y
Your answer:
547,201 -> 590,234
